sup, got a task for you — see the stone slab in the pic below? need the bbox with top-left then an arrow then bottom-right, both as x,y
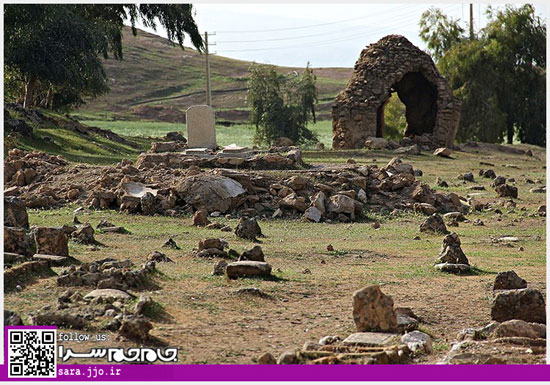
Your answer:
186,105 -> 216,149
84,289 -> 132,301
342,332 -> 398,347
33,254 -> 70,266
226,261 -> 272,279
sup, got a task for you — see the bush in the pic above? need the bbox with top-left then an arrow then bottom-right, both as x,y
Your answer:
247,63 -> 318,146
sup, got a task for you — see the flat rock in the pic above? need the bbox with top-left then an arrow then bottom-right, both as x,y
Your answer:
226,261 -> 272,279
84,289 -> 132,301
434,263 -> 471,274
343,332 -> 398,347
32,254 -> 70,266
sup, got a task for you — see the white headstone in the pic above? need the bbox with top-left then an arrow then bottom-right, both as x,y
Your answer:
186,105 -> 216,148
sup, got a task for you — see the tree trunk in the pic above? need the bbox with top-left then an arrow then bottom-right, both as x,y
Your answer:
23,75 -> 37,109
506,117 -> 514,144
47,87 -> 54,110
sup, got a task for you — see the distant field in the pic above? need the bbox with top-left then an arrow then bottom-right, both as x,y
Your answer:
81,119 -> 334,149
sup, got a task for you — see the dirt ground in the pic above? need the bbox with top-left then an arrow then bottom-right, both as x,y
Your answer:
4,143 -> 546,365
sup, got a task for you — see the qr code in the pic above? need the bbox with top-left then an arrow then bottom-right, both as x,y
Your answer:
8,329 -> 57,378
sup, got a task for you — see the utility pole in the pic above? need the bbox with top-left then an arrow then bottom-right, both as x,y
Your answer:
469,4 -> 474,40
204,32 -> 216,107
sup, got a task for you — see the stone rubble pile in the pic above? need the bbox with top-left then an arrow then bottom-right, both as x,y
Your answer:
5,150 -> 474,223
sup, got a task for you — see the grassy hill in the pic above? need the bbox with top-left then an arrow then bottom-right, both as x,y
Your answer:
74,27 -> 352,124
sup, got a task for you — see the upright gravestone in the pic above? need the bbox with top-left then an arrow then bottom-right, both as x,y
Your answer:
186,105 -> 216,148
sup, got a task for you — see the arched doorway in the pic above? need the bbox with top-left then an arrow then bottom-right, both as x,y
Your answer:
376,71 -> 438,139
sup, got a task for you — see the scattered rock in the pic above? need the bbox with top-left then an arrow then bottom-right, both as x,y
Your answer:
212,260 -> 228,276
4,310 -> 23,325
481,169 -> 497,179
4,196 -> 29,229
31,310 -> 87,329
419,213 -> 449,234
491,320 -> 545,339
235,217 -> 262,240
239,246 -> 265,262
401,331 -> 433,354
304,206 -> 322,223
176,174 -> 246,214
394,144 -> 421,155
118,315 -> 153,341
277,350 -> 298,364
493,271 -> 527,291
34,227 -> 69,257
192,209 -> 210,227
495,184 -> 518,199
435,233 -> 468,264
435,177 -> 448,188
352,285 -> 397,332
472,219 -> 484,226
72,223 -> 96,244
134,295 -> 153,315
492,176 -> 507,187
147,250 -> 173,263
258,352 -> 277,365
226,261 -> 272,279
234,287 -> 271,298
32,254 -> 71,266
364,137 -> 388,149
433,147 -> 452,158
459,172 -> 474,182
491,288 -> 546,324
162,238 -> 180,249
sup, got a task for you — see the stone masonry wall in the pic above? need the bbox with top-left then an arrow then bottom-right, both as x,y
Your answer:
332,35 -> 461,149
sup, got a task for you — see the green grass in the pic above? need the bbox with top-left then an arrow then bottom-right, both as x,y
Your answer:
81,119 -> 334,149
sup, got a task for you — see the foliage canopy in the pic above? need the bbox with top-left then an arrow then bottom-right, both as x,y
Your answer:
4,4 -> 203,110
247,63 -> 318,146
420,4 -> 546,145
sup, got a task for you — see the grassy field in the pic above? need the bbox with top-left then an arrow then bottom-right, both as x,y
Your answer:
4,143 -> 546,364
81,119 -> 334,150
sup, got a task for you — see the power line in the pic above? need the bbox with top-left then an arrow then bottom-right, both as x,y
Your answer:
215,4 -> 431,43
215,10 -> 440,53
215,4 -> 422,34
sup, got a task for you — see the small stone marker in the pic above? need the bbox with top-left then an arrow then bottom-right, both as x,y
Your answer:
186,105 -> 216,149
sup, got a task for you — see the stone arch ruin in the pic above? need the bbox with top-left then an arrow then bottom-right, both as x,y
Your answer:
332,35 -> 461,149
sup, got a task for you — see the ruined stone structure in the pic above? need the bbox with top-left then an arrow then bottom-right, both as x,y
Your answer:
332,35 -> 461,149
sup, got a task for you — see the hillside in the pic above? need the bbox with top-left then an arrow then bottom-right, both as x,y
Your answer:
75,27 -> 353,124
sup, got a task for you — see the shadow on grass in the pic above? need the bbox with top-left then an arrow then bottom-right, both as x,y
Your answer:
229,274 -> 288,282
141,300 -> 175,324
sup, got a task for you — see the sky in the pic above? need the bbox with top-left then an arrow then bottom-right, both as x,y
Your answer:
137,3 -> 547,68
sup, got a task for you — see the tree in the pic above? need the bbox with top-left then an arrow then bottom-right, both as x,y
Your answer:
4,4 -> 203,110
420,4 -> 546,145
419,7 -> 465,61
247,63 -> 318,146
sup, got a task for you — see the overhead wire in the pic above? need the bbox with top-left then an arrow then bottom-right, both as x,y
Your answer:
214,4 -> 421,34
215,6 -> 462,53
